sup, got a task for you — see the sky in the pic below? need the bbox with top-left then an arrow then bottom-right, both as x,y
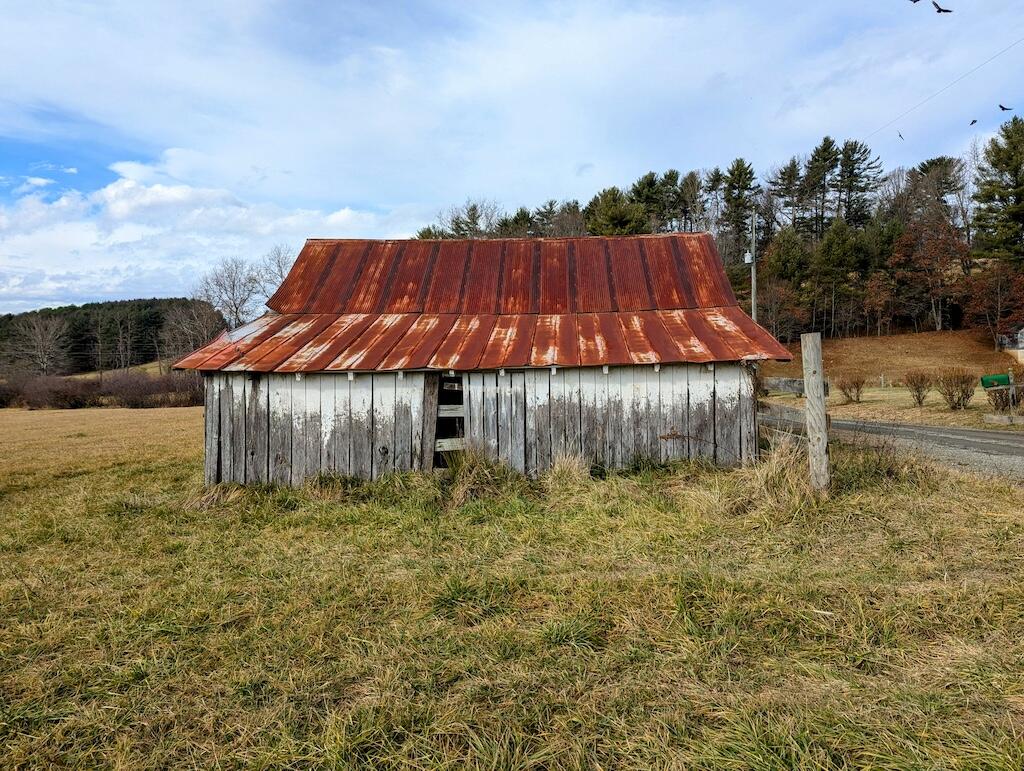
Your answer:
1,0 -> 1022,314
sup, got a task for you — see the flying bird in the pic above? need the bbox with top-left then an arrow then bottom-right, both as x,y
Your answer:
909,0 -> 921,3
1000,104 -> 1014,111
970,119 -> 978,125
932,1 -> 953,12
898,132 -> 905,140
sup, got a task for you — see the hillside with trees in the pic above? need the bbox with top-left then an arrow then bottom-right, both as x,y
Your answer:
418,118 -> 1024,347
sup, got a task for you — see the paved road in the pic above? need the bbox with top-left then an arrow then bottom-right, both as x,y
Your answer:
832,419 -> 1024,480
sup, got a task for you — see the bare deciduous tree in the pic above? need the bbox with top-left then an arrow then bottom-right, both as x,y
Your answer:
195,256 -> 262,329
8,314 -> 69,375
161,301 -> 227,362
254,244 -> 296,300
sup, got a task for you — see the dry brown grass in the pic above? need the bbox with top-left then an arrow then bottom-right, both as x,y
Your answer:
771,386 -> 1022,431
762,329 -> 1017,383
2,408 -> 1024,767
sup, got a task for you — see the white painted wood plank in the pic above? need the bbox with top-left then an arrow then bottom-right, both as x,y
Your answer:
320,375 -> 338,475
509,370 -> 527,474
371,373 -> 396,479
245,374 -> 269,484
333,376 -> 352,476
269,375 -> 293,485
601,366 -> 617,468
231,375 -> 247,483
290,376 -> 309,484
688,363 -> 716,461
218,375 -> 234,482
204,375 -> 220,485
497,370 -> 513,468
714,365 -> 742,467
549,367 -> 566,461
394,373 -> 416,473
350,375 -> 373,479
565,367 -> 583,458
482,372 -> 499,459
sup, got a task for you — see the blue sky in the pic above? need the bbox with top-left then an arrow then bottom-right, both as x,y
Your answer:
1,0 -> 1022,313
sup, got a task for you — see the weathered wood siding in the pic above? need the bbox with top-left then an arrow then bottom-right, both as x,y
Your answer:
204,363 -> 756,485
205,372 -> 426,485
462,363 -> 756,473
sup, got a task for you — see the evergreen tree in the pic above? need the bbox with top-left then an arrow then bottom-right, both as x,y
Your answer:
801,136 -> 841,239
974,117 -> 1024,265
767,157 -> 802,228
721,158 -> 759,259
836,140 -> 882,228
628,172 -> 666,231
679,170 -> 704,232
583,188 -> 650,235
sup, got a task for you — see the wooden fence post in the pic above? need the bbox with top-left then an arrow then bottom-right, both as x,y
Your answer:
801,333 -> 830,493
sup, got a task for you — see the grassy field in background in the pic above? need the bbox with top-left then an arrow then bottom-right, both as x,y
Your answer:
2,407 -> 1024,767
773,385 -> 1022,432
762,329 -> 1017,383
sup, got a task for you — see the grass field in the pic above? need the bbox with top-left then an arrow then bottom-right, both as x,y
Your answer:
762,329 -> 1016,382
762,330 -> 1022,431
773,385 -> 1021,432
2,407 -> 1024,767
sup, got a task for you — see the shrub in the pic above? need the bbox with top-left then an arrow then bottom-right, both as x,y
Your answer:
837,375 -> 866,404
19,377 -> 103,409
0,378 -> 23,408
903,370 -> 932,407
100,371 -> 205,408
935,368 -> 977,411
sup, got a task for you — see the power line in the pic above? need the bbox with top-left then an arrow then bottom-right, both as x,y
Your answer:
866,33 -> 1024,140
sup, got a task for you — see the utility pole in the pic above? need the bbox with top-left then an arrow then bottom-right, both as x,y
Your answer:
744,209 -> 757,323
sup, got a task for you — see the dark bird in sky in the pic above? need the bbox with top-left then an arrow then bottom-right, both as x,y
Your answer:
970,119 -> 978,125
932,1 -> 953,12
909,0 -> 921,3
1000,104 -> 1014,111
898,132 -> 905,140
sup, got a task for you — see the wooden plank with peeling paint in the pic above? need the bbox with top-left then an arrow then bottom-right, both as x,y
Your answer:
218,375 -> 234,482
350,375 -> 373,480
688,363 -> 716,461
269,375 -> 293,485
204,375 -> 220,485
419,373 -> 439,472
230,375 -> 247,482
371,373 -> 396,479
549,367 -> 566,461
245,374 -> 269,483
394,373 -> 416,472
739,365 -> 758,464
509,370 -> 527,474
714,365 -> 742,467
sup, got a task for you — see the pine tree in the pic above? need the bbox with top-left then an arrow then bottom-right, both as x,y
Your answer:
721,158 -> 759,259
628,172 -> 666,230
801,136 -> 841,239
836,140 -> 882,228
583,188 -> 650,236
767,157 -> 802,228
973,116 -> 1024,265
679,170 -> 704,232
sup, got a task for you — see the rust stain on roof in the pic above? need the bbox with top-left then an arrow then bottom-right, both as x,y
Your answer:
175,234 -> 791,373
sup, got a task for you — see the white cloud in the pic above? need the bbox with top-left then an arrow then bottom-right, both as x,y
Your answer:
0,171 -> 428,312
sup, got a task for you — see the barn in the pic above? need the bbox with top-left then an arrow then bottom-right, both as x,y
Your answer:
176,233 -> 791,485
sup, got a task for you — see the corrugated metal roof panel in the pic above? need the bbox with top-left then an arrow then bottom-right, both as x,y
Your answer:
429,315 -> 497,370
376,314 -> 457,370
462,240 -> 502,314
478,313 -> 537,370
422,241 -> 470,313
530,314 -> 579,367
573,238 -> 613,313
178,234 -> 790,372
538,241 -> 571,314
326,313 -> 417,371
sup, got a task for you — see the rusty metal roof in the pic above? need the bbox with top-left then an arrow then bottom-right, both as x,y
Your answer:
177,234 -> 791,372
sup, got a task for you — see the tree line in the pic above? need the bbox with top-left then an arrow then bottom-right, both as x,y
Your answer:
417,117 -> 1024,347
